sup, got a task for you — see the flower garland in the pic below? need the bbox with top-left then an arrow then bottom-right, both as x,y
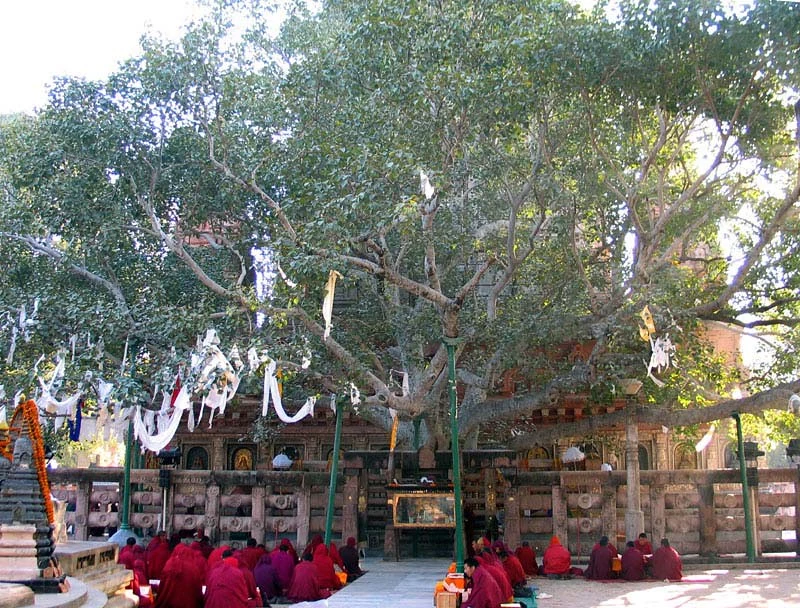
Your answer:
22,399 -> 54,524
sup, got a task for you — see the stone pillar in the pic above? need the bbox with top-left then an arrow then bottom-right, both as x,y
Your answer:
698,482 -> 717,556
601,486 -> 617,542
205,484 -> 220,544
551,485 -> 568,545
251,486 -> 266,544
504,486 -> 521,549
649,485 -> 666,542
625,405 -> 645,541
74,480 -> 91,541
212,438 -> 226,471
341,475 -> 359,543
655,434 -> 669,470
296,487 -> 311,549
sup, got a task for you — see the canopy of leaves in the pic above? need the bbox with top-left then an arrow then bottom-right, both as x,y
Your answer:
1,0 -> 798,450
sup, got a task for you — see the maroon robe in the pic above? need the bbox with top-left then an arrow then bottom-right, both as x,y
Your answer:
462,565 -> 504,608
287,560 -> 331,603
515,544 -> 538,576
154,545 -> 204,608
585,544 -> 615,580
651,545 -> 683,581
204,560 -> 250,608
146,535 -> 171,581
621,546 -> 646,581
312,544 -> 342,590
502,553 -> 527,587
483,562 -> 512,602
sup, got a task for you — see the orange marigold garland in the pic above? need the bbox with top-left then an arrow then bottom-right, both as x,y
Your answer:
22,399 -> 55,525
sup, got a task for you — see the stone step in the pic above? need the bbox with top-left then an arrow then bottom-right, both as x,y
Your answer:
74,568 -> 132,597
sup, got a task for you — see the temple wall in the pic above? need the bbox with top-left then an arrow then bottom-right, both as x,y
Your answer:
47,460 -> 800,559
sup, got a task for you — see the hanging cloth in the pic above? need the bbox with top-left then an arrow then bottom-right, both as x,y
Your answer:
67,400 -> 82,441
322,270 -> 343,339
261,360 -> 316,423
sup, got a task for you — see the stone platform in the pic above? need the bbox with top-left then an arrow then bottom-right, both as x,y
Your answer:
54,541 -> 132,598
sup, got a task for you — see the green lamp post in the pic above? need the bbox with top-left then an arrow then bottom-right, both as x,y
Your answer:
444,336 -> 465,572
731,412 -> 756,563
324,396 -> 344,546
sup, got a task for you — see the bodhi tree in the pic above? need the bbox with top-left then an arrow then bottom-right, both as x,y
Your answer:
0,0 -> 799,452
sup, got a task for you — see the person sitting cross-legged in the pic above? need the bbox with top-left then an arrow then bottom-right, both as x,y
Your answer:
651,538 -> 683,581
621,541 -> 646,581
542,536 -> 572,579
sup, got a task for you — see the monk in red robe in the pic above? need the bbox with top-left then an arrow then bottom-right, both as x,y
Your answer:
621,541 -> 646,581
207,544 -> 231,574
515,541 -> 538,576
585,536 -> 615,580
542,536 -> 571,578
499,550 -> 527,590
146,532 -> 171,581
129,559 -> 153,608
312,543 -> 343,590
119,537 -> 143,570
205,556 -> 251,608
239,538 -> 265,570
636,532 -> 653,555
462,557 -> 504,608
287,554 -> 331,602
651,538 -> 683,581
479,553 -> 512,602
154,544 -> 204,608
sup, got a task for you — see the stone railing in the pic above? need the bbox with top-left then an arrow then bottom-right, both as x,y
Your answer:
48,463 -> 800,558
48,468 -> 345,550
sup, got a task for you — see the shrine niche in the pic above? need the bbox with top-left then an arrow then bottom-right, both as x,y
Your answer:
638,444 -> 651,470
229,446 -> 255,471
674,443 -> 697,469
185,446 -> 209,470
393,493 -> 456,528
524,446 -> 552,470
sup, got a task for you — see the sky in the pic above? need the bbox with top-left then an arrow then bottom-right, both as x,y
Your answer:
0,0 -> 204,115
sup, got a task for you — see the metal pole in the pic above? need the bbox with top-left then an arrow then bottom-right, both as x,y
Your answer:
732,412 -> 756,562
324,397 -> 343,546
444,337 -> 465,572
120,417 -> 134,530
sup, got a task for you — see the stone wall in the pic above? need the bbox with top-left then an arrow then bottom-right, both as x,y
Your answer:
47,460 -> 800,559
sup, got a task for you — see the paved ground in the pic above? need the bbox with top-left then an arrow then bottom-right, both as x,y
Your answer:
327,558 -> 800,608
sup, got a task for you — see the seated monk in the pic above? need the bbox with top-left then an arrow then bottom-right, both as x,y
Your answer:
339,537 -> 365,581
621,541 -> 646,581
651,538 -> 682,581
462,557 -> 505,608
585,536 -> 615,580
287,553 -> 331,603
515,541 -> 538,576
542,536 -> 571,578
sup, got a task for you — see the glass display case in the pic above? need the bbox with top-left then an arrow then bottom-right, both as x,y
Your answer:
393,493 -> 456,528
